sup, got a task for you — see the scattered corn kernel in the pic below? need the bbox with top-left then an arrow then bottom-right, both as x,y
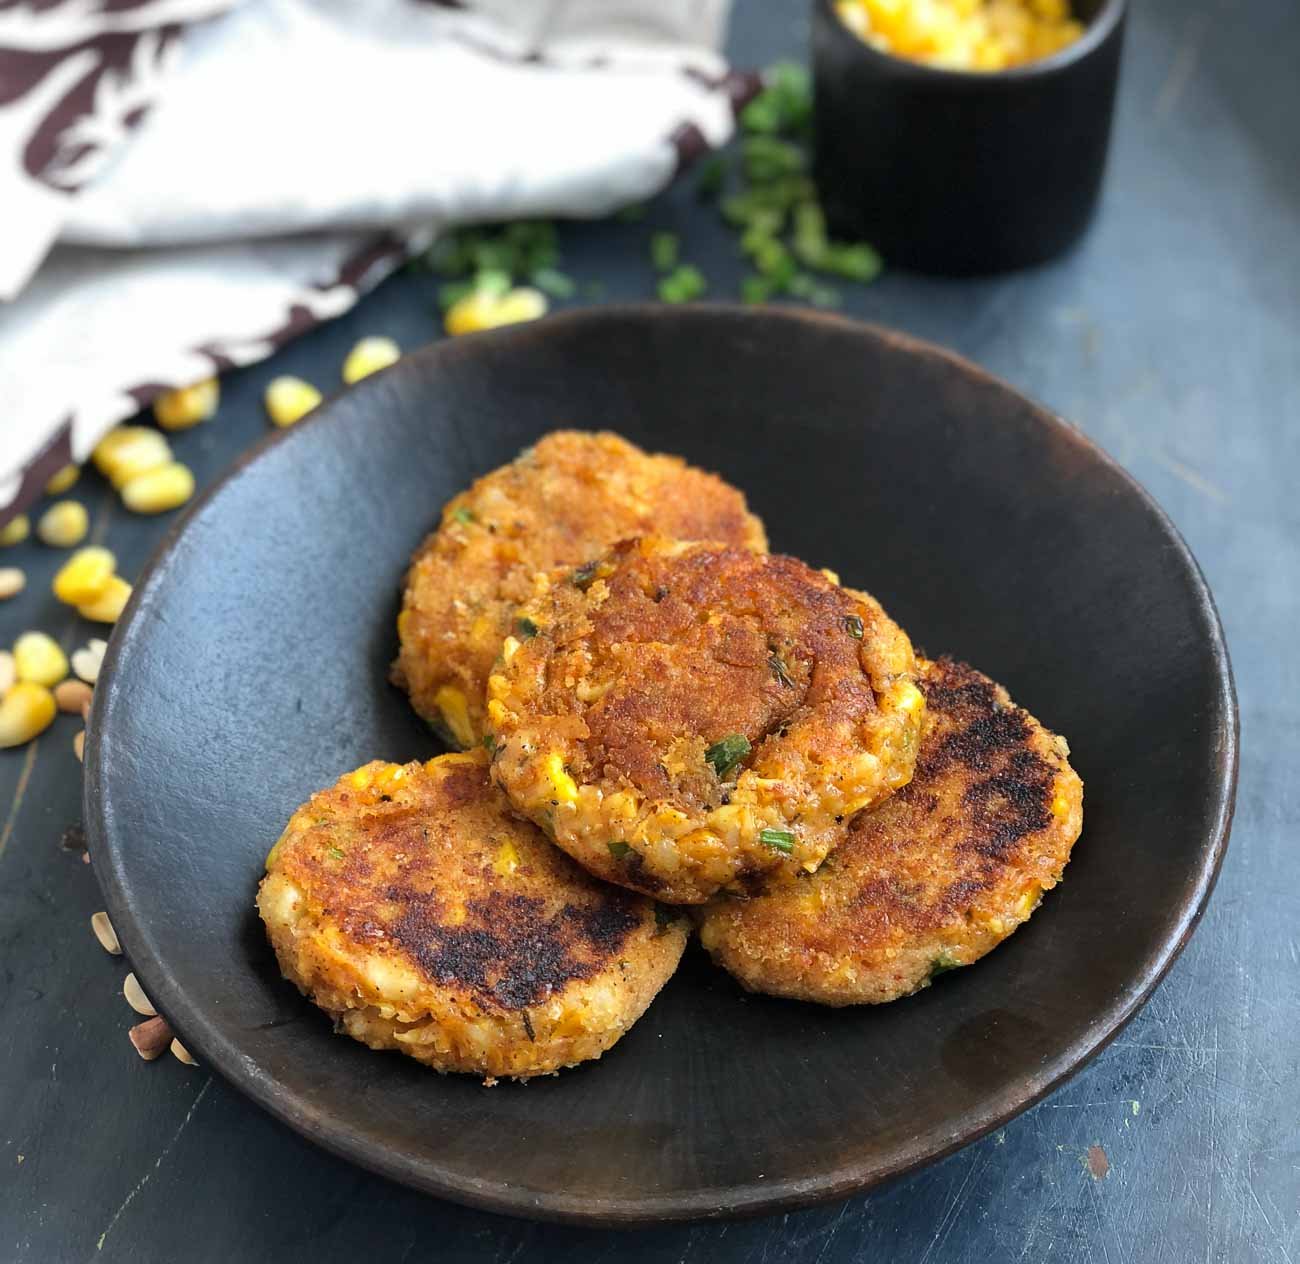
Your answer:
76,575 -> 132,623
0,681 -> 57,747
493,839 -> 520,878
93,427 -> 173,489
36,499 -> 89,548
0,515 -> 30,547
0,568 -> 25,600
73,729 -> 85,762
342,336 -> 400,384
54,678 -> 93,714
835,0 -> 1084,70
120,462 -> 194,515
45,464 -> 80,494
13,632 -> 68,687
264,376 -> 323,428
0,651 -> 14,695
433,685 -> 475,750
52,547 -> 116,606
71,638 -> 107,684
445,287 -> 548,338
153,378 -> 219,430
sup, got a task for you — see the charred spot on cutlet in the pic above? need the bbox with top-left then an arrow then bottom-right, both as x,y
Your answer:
389,889 -> 642,1011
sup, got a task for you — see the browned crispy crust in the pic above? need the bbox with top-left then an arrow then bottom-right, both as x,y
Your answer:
485,538 -> 922,903
258,750 -> 687,1079
392,431 -> 768,747
696,658 -> 1084,1005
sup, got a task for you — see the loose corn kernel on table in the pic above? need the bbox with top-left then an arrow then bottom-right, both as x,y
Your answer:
0,0 -> 1295,1259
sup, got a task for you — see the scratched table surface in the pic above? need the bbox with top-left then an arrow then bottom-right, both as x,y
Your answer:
3,1 -> 1297,1260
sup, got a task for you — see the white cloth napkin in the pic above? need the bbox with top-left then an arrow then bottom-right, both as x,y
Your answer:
0,0 -> 741,519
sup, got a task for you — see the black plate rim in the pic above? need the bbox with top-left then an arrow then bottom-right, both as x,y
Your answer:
84,304 -> 1239,1226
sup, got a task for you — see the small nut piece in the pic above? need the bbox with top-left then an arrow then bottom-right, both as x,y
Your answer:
120,463 -> 194,515
54,678 -> 93,714
76,576 -> 132,624
153,378 -> 219,430
169,1038 -> 197,1066
36,500 -> 89,548
0,682 -> 56,748
13,632 -> 68,687
265,376 -> 322,428
123,972 -> 156,1016
342,336 -> 400,384
53,547 -> 116,606
129,1015 -> 173,1061
71,638 -> 107,684
0,567 -> 25,600
91,910 -> 121,955
0,515 -> 29,547
45,464 -> 80,495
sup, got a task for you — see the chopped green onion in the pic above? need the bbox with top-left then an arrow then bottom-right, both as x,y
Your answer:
650,231 -> 680,273
482,734 -> 496,753
608,841 -> 632,860
451,506 -> 475,525
695,155 -> 726,200
929,952 -> 962,979
327,847 -> 345,860
769,652 -> 794,688
657,264 -> 707,304
844,615 -> 864,639
705,733 -> 752,779
515,616 -> 539,639
530,267 -> 576,299
741,275 -> 774,305
437,279 -> 475,310
759,828 -> 795,853
573,560 -> 601,590
616,202 -> 647,223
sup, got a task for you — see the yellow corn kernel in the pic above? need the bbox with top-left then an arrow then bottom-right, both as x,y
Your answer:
93,427 -> 173,489
348,766 -> 375,791
493,840 -> 520,878
1050,793 -> 1071,818
543,753 -> 579,804
0,568 -> 25,600
76,575 -> 132,624
36,500 -> 89,548
153,378 -> 219,430
120,462 -> 195,515
265,376 -> 322,428
13,632 -> 68,687
433,685 -> 475,750
52,547 -> 116,605
0,515 -> 30,547
444,287 -> 548,338
45,464 -> 80,495
342,337 -> 400,385
0,650 -> 13,695
0,682 -> 57,748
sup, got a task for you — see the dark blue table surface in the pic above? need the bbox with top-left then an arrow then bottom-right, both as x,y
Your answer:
2,1 -> 1297,1260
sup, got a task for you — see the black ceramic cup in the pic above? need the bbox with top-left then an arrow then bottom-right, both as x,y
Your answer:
812,0 -> 1126,274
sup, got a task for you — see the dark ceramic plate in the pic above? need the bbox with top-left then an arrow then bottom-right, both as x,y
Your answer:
86,307 -> 1236,1225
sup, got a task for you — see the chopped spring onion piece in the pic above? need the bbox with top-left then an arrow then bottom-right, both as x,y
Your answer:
844,615 -> 864,638
695,155 -> 726,200
452,506 -> 475,524
327,847 -> 345,860
929,952 -> 962,978
705,733 -> 752,778
657,265 -> 707,304
531,267 -> 576,299
769,653 -> 794,688
650,231 -> 680,273
573,560 -> 601,590
608,841 -> 632,860
516,616 -> 539,638
759,828 -> 796,853
482,734 -> 496,753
